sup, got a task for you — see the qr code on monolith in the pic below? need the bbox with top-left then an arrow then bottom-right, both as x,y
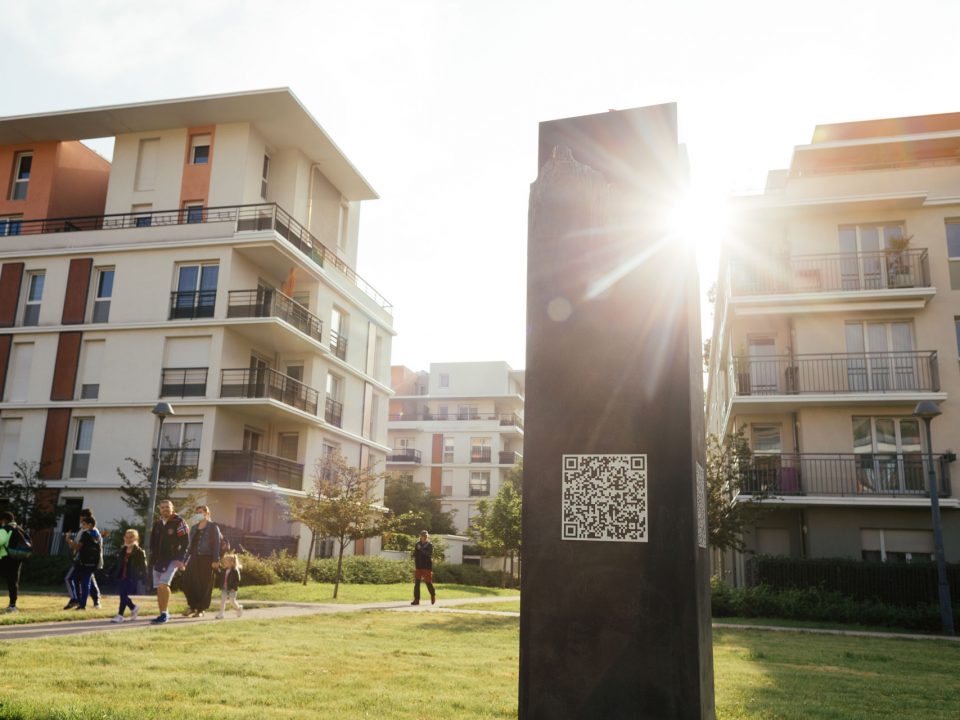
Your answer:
562,454 -> 648,542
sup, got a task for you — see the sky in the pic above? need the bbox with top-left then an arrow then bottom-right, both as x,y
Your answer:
2,0 -> 959,372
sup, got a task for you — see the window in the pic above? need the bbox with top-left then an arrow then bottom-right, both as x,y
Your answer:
458,405 -> 479,420
325,373 -> 344,427
751,426 -> 781,454
278,433 -> 299,461
440,373 -> 450,388
0,215 -> 22,236
22,271 -> 44,326
285,363 -> 304,382
0,418 -> 22,477
853,416 -> 925,493
330,307 -> 348,360
235,505 -> 261,533
135,139 -> 160,191
92,268 -> 114,323
260,155 -> 270,199
443,436 -> 455,464
132,203 -> 152,228
190,134 -> 211,165
838,222 -> 905,290
861,529 -> 934,563
442,469 -> 453,496
183,202 -> 203,224
3,343 -> 32,402
845,321 -> 916,391
948,221 -> 960,290
436,405 -> 449,420
471,438 -> 491,463
242,427 -> 263,453
171,263 -> 218,319
70,418 -> 95,479
10,152 -> 31,200
77,340 -> 104,400
469,471 -> 490,496
160,420 -> 202,477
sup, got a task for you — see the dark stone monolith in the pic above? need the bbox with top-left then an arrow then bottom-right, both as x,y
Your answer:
520,104 -> 715,720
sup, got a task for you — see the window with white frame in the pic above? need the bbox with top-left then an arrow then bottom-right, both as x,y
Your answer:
330,307 -> 348,360
10,152 -> 31,200
190,134 -> 211,165
0,215 -> 22,236
439,373 -> 450,388
260,154 -> 270,199
132,203 -> 152,228
852,416 -> 925,494
235,505 -> 261,533
91,267 -> 114,323
458,404 -> 479,420
277,432 -> 299,461
838,222 -> 905,290
69,418 -> 95,479
22,271 -> 44,326
77,339 -> 104,400
159,420 -> 202,477
443,436 -> 455,464
469,471 -> 490,496
861,528 -> 934,563
172,263 -> 218,319
470,438 -> 491,463
947,221 -> 960,289
844,321 -> 916,392
183,201 -> 204,224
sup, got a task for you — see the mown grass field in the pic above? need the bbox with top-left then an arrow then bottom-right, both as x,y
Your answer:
241,581 -> 518,603
0,603 -> 958,719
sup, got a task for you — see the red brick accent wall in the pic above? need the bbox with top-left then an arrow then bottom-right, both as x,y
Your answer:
0,334 -> 10,398
40,408 -> 72,480
62,258 -> 93,325
0,263 -> 24,327
50,331 -> 82,401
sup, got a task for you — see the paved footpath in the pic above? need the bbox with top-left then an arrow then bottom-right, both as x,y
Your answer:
0,595 -> 521,642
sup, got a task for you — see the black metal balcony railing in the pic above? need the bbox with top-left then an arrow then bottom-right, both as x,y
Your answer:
169,290 -> 216,320
220,368 -> 319,415
211,450 -> 304,491
731,249 -> 932,296
387,449 -> 422,463
739,453 -> 951,498
499,450 -> 522,465
325,397 -> 343,428
732,351 -> 939,396
329,329 -> 348,360
160,367 -> 208,398
388,412 -> 524,430
471,448 -> 492,463
227,289 -> 323,343
156,448 -> 201,480
0,203 -> 391,313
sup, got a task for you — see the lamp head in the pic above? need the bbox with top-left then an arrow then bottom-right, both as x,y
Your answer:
152,402 -> 175,420
912,400 -> 941,420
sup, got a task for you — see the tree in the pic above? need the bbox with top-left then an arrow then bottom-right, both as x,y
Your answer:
0,460 -> 58,530
706,427 -> 770,552
287,450 -> 388,598
383,476 -> 456,535
470,461 -> 522,583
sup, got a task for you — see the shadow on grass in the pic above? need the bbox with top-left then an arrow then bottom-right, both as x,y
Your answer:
439,584 -> 518,597
412,613 -> 518,634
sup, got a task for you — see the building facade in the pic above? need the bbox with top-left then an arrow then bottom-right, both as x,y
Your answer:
706,111 -> 960,583
387,361 -> 523,534
0,89 -> 394,557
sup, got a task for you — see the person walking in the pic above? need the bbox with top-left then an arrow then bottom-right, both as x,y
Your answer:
63,508 -> 102,610
0,511 -> 26,612
411,530 -> 437,606
181,506 -> 222,618
214,553 -> 243,619
149,500 -> 189,624
73,515 -> 102,611
110,529 -> 147,622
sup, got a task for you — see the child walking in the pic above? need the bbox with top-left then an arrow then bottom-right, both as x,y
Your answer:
215,554 -> 243,619
110,529 -> 147,622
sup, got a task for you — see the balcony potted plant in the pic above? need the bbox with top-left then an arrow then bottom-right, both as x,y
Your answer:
885,233 -> 913,288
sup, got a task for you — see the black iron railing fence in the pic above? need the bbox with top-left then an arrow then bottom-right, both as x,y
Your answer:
387,449 -> 422,463
325,397 -> 343,427
388,412 -> 524,429
227,289 -> 323,342
220,367 -> 319,415
471,448 -> 492,463
169,290 -> 216,320
732,351 -> 939,395
2,202 -> 391,313
329,329 -> 348,360
499,451 -> 522,465
739,453 -> 951,497
160,367 -> 208,398
156,448 -> 201,480
731,249 -> 931,296
211,450 -> 304,491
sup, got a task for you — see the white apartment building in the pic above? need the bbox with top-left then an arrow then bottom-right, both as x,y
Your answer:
387,362 -> 523,533
706,111 -> 960,582
0,89 -> 394,557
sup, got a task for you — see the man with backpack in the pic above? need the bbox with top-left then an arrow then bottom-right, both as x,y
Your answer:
73,515 -> 102,611
0,511 -> 31,612
63,508 -> 103,610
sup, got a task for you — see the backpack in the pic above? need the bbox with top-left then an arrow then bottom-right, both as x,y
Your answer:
5,525 -> 31,561
78,531 -> 101,566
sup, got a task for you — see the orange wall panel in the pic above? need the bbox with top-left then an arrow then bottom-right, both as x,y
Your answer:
0,334 -> 11,399
51,331 -> 82,401
40,408 -> 72,480
62,258 -> 93,324
0,141 -> 59,219
47,142 -> 110,218
179,125 -> 215,209
0,262 -> 24,327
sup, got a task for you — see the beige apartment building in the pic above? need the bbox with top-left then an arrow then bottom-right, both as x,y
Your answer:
706,111 -> 960,583
387,361 -> 523,536
0,89 -> 394,557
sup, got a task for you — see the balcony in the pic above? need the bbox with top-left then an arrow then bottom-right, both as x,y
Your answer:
160,367 -> 208,398
227,289 -> 323,343
388,412 -> 524,430
211,450 -> 304,491
732,351 -> 939,401
220,368 -> 319,415
169,290 -> 216,320
0,202 -> 391,314
325,397 -> 343,428
387,449 -> 422,463
499,450 -> 522,465
157,448 -> 200,480
471,448 -> 492,463
329,329 -> 348,361
739,453 -> 951,499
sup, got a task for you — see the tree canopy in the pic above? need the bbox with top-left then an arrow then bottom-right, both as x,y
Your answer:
706,427 -> 770,552
383,475 -> 456,535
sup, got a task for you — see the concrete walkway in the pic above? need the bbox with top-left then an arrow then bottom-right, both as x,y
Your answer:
0,595 -> 521,642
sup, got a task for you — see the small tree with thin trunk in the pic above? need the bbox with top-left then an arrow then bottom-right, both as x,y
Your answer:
469,461 -> 522,585
706,427 -> 770,553
0,460 -> 58,531
288,450 -> 388,598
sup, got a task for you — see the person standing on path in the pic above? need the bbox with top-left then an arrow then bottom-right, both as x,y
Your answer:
63,508 -> 102,610
411,530 -> 436,606
149,500 -> 189,624
73,515 -> 102,610
0,512 -> 25,612
110,529 -> 146,623
181,506 -> 222,618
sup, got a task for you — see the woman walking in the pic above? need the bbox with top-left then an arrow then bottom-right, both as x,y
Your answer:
181,506 -> 222,618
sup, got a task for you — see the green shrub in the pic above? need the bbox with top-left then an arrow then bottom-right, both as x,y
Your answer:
433,562 -> 518,588
267,550 -> 307,583
309,556 -> 414,584
382,533 -> 446,561
236,552 -> 278,586
20,555 -> 74,587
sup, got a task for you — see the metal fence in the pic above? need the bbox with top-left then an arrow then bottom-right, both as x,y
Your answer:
227,289 -> 323,342
220,367 -> 319,415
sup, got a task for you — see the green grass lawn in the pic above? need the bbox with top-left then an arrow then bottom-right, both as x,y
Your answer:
0,609 -> 958,719
456,600 -> 521,613
241,581 -> 518,604
0,595 -> 189,626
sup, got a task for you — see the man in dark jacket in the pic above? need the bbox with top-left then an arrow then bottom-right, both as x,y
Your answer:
149,500 -> 189,624
411,530 -> 436,606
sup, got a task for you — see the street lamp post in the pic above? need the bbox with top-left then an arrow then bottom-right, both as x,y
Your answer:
142,402 -> 175,560
913,400 -> 955,636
